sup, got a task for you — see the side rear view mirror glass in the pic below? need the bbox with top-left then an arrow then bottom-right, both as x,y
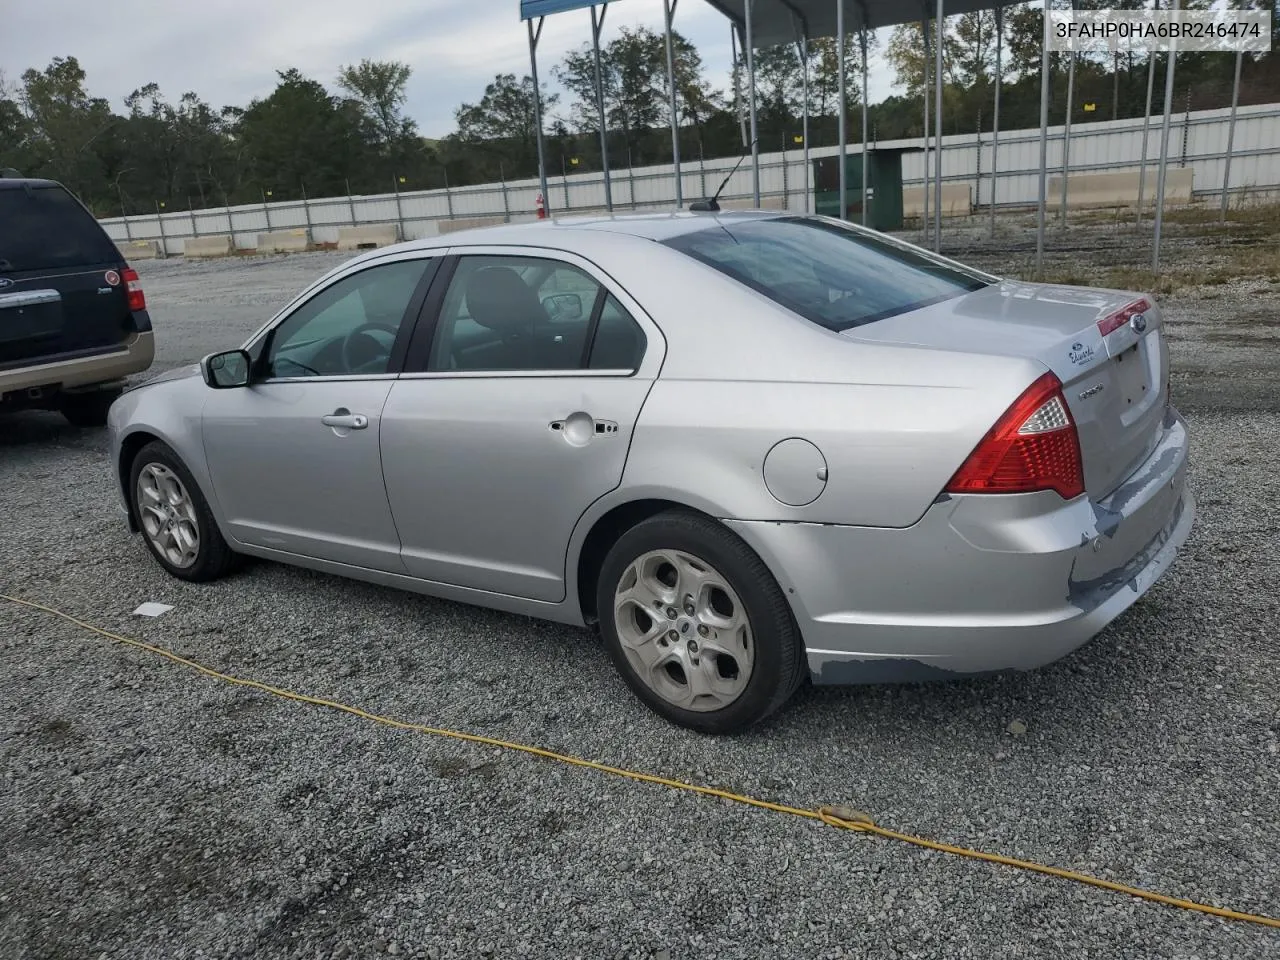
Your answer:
543,293 -> 583,321
201,349 -> 251,389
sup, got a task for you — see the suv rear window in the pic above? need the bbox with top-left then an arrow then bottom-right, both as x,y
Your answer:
663,217 -> 994,332
0,184 -> 119,272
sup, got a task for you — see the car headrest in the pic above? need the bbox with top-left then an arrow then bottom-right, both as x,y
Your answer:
465,266 -> 544,338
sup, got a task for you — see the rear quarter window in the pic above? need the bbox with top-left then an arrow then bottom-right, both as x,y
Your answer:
663,217 -> 994,332
0,185 -> 119,272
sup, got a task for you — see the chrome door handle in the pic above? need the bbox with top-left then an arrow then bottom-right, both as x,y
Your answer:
321,412 -> 368,429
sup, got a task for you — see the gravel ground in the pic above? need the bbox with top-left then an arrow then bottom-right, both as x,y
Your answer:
2,226 -> 1279,960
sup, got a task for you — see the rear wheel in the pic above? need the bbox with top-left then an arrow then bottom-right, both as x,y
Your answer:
128,441 -> 236,582
59,388 -> 121,427
597,510 -> 805,733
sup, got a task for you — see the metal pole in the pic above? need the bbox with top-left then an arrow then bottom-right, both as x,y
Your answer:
921,16 -> 931,244
837,0 -> 847,219
1060,50 -> 1075,224
225,200 -> 233,235
861,26 -> 869,226
663,0 -> 683,207
500,163 -> 511,223
1221,48 -> 1242,221
262,189 -> 273,230
1152,0 -> 1180,272
528,17 -> 551,214
392,176 -> 404,238
782,133 -> 790,207
796,35 -> 811,214
300,183 -> 312,233
444,167 -> 455,219
629,147 -> 638,210
991,3 -> 1002,237
118,186 -> 132,240
933,0 -> 944,252
591,4 -> 614,212
1035,4 -> 1050,272
1136,13 -> 1158,225
745,0 -> 761,206
188,199 -> 198,238
154,200 -> 167,251
561,154 -> 571,211
345,179 -> 357,226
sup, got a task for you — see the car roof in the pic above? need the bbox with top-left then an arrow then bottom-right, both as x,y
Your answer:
356,209 -> 793,263
0,178 -> 63,191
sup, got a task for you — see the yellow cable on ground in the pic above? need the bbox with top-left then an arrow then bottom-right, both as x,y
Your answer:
4,592 -> 1278,932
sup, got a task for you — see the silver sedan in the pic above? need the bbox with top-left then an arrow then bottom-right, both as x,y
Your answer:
107,212 -> 1195,732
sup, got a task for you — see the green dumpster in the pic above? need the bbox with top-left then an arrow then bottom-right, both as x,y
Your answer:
812,148 -> 911,231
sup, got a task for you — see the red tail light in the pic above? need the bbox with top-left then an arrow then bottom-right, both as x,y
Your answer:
123,267 -> 146,312
1097,297 -> 1150,337
945,372 -> 1085,500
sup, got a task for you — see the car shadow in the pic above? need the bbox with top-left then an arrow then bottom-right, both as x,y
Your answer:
0,410 -> 108,449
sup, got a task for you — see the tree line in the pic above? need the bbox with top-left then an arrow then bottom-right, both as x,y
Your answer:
2,1 -> 1277,218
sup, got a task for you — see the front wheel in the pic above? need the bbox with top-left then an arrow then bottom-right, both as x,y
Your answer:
597,510 -> 806,733
128,441 -> 237,582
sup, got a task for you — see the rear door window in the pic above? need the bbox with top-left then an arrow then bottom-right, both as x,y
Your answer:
0,185 -> 119,272
663,217 -> 994,332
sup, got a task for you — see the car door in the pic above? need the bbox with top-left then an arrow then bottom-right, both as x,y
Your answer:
202,254 -> 439,571
380,248 -> 663,602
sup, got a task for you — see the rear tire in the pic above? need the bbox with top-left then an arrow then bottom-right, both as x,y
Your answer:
59,388 -> 122,427
128,441 -> 237,582
596,510 -> 806,734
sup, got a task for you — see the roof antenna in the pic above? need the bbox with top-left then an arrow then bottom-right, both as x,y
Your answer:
690,139 -> 757,213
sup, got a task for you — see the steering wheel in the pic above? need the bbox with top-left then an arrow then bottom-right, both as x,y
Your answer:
341,322 -> 399,372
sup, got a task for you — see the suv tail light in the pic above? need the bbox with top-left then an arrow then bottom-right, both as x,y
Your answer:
123,267 -> 145,312
945,372 -> 1085,500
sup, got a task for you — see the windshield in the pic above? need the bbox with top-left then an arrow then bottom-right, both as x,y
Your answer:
0,184 -> 119,272
663,216 -> 995,332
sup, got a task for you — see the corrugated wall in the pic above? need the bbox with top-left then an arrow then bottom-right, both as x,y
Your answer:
99,102 -> 1280,256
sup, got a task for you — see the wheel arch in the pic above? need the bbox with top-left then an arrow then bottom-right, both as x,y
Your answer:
570,488 -> 796,629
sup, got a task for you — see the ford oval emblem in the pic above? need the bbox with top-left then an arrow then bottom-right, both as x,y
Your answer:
1130,313 -> 1147,334
0,278 -> 12,290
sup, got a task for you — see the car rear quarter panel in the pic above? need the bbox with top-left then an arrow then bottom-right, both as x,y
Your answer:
602,244 -> 1046,528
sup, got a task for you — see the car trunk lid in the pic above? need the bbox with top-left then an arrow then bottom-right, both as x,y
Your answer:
842,279 -> 1169,500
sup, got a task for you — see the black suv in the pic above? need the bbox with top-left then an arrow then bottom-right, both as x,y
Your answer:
0,176 -> 154,425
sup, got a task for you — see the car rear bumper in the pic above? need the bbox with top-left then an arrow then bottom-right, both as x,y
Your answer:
0,331 -> 155,396
725,408 -> 1195,684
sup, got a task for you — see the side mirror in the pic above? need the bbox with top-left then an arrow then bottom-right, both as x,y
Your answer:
543,293 -> 583,321
201,349 -> 251,389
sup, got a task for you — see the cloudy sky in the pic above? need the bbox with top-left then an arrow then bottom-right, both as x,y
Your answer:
1,0 -> 898,138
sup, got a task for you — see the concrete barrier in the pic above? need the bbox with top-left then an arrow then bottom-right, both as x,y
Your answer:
904,184 -> 972,219
1048,168 -> 1195,210
258,228 -> 311,253
122,239 -> 163,260
437,217 -> 505,235
337,224 -> 400,250
183,235 -> 234,258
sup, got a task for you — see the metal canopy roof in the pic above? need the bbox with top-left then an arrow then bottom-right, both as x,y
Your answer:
703,0 -> 1006,47
519,0 -> 622,19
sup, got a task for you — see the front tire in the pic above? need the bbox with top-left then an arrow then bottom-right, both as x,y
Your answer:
597,510 -> 805,734
59,388 -> 121,427
128,441 -> 236,582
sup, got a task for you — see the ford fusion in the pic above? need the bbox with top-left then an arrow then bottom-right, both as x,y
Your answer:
107,212 -> 1194,733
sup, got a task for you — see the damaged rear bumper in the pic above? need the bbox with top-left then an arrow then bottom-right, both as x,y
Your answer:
725,409 -> 1195,685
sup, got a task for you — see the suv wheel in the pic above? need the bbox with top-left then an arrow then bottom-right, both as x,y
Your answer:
59,388 -> 122,427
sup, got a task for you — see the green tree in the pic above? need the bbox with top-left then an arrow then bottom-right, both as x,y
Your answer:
236,68 -> 371,200
454,73 -> 558,179
337,59 -> 414,147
